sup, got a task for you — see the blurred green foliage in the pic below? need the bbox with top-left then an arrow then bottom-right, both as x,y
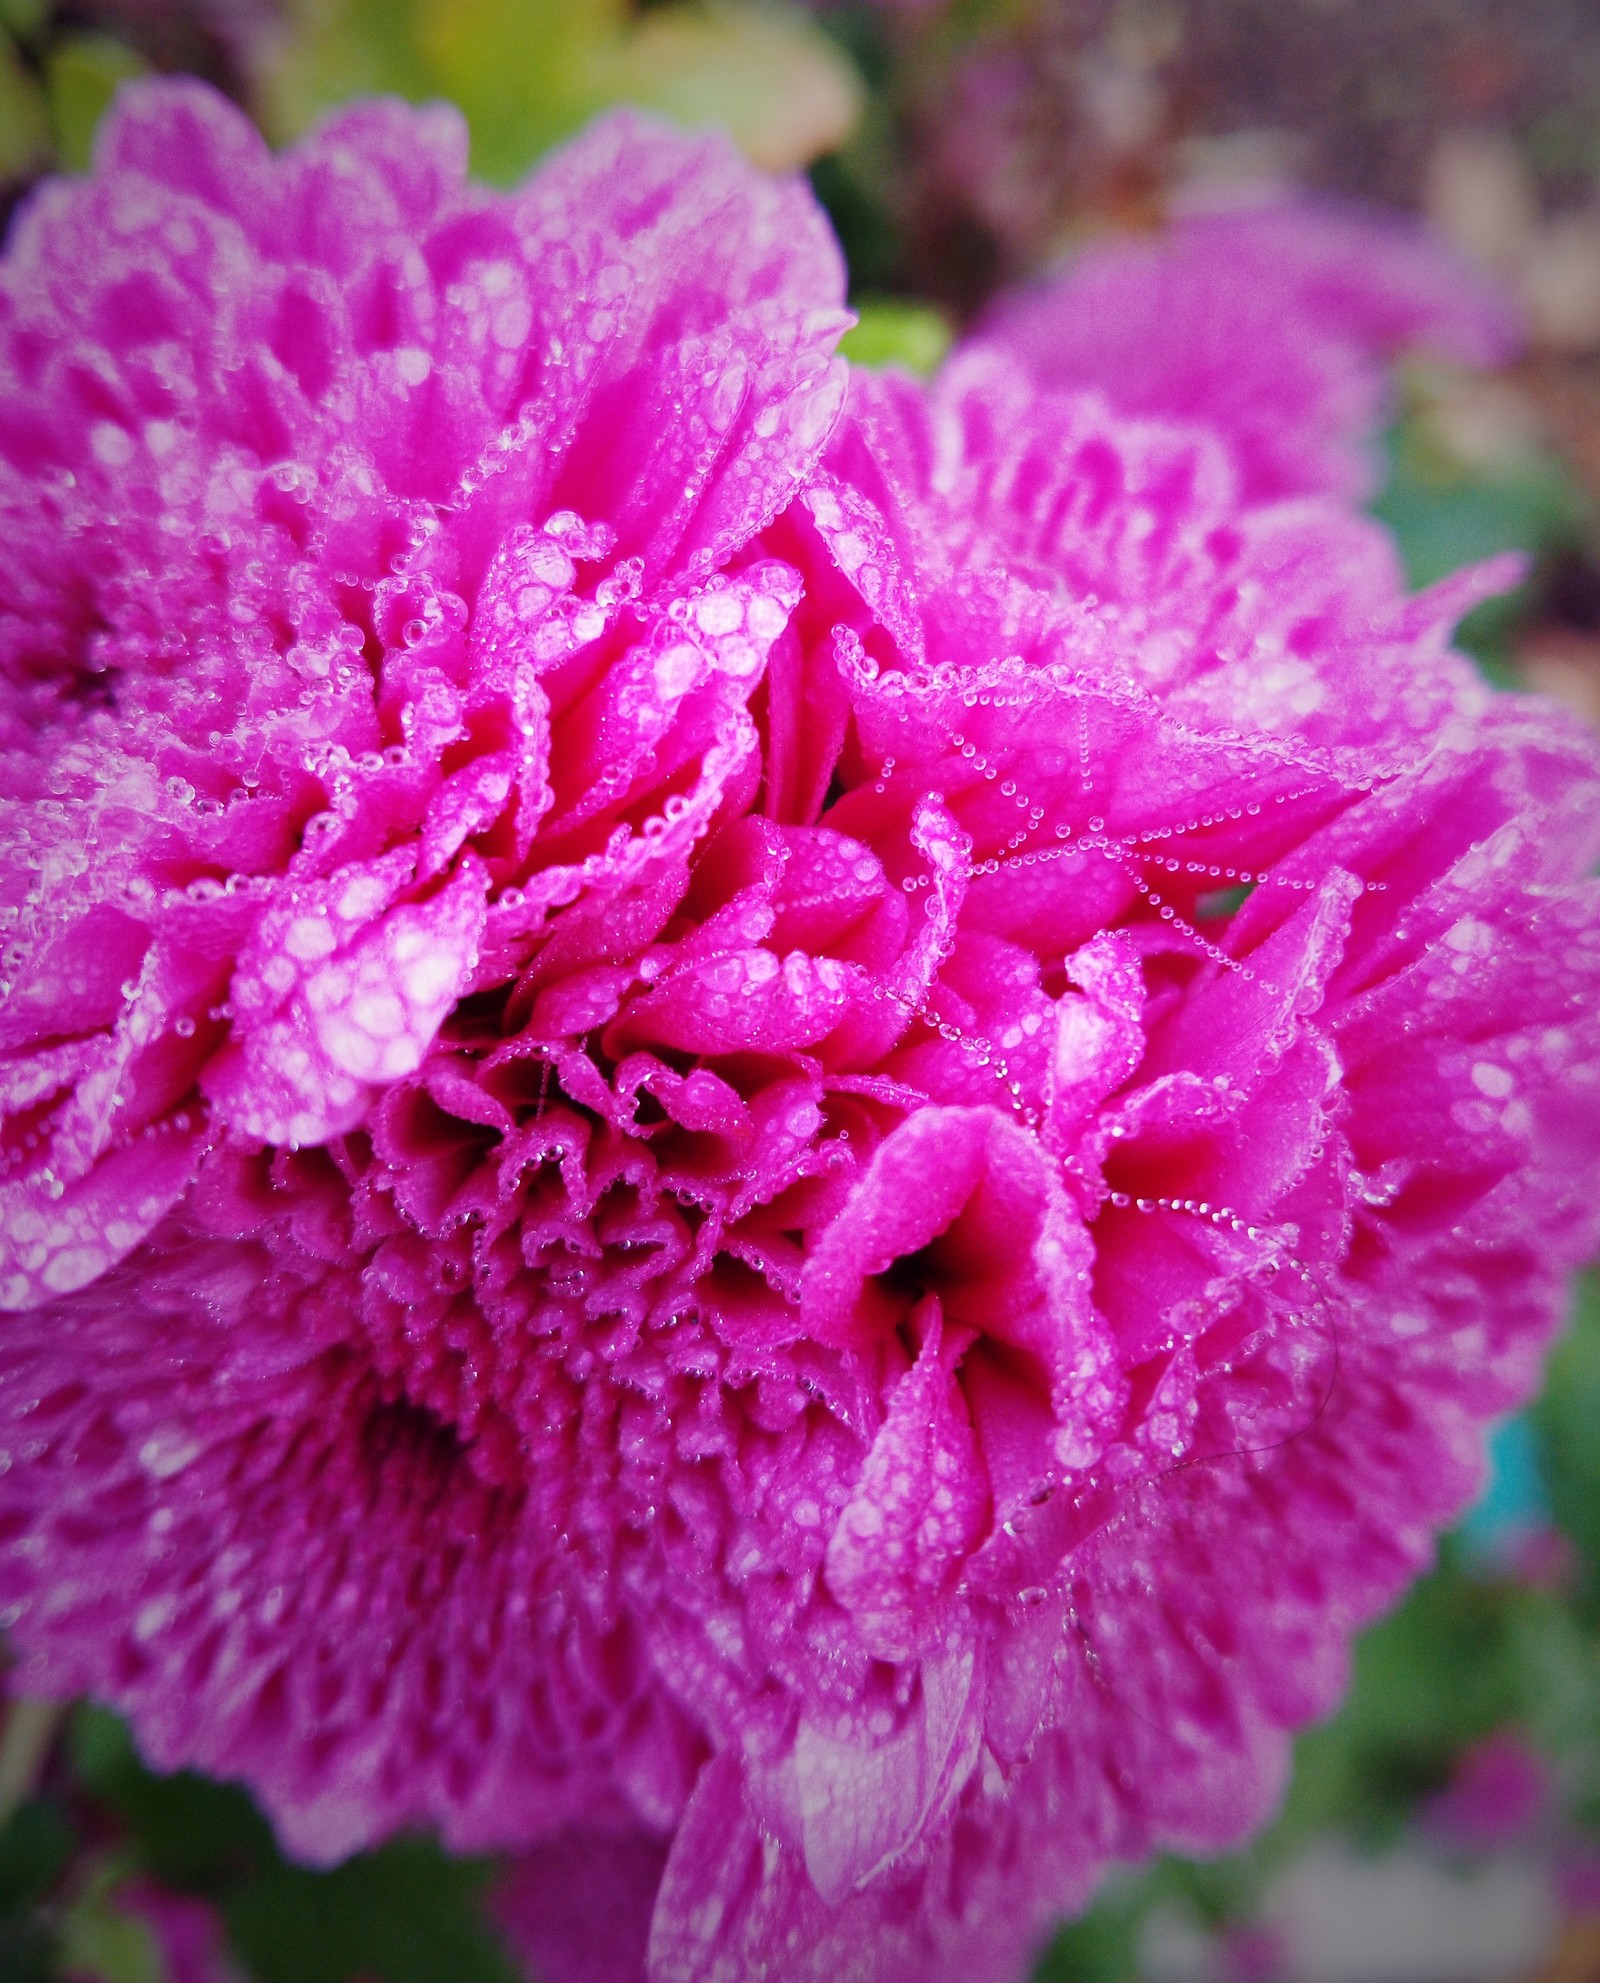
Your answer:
1372,369 -> 1594,683
1374,426 -> 1589,596
0,1706 -> 520,1983
56,1870 -> 166,1983
0,36 -> 49,178
0,1795 -> 71,1982
809,146 -> 903,299
0,4 -> 150,186
0,3 -> 50,179
44,34 -> 147,173
78,1707 -> 519,1983
258,0 -> 862,185
1535,1273 -> 1600,1619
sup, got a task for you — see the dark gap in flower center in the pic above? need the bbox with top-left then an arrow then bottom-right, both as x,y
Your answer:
362,1392 -> 470,1479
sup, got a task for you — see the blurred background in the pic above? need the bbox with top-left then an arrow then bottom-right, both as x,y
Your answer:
4,4 -> 1600,1980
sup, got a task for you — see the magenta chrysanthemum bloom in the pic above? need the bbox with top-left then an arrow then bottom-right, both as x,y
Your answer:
0,77 -> 847,1300
3,80 -> 1600,1983
978,199 -> 1522,503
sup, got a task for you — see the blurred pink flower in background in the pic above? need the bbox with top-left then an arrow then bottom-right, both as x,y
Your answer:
1,77 -> 1599,1983
979,199 -> 1522,501
1423,1731 -> 1551,1853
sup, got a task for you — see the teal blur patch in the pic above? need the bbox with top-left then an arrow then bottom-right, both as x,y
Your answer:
1459,1415 -> 1552,1561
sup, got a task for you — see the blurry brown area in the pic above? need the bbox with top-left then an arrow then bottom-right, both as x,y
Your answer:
1524,361 -> 1600,511
1515,1915 -> 1600,1983
1422,130 -> 1600,726
863,0 -> 1600,320
1505,354 -> 1600,728
851,0 -> 1600,730
1516,549 -> 1600,733
51,0 -> 256,90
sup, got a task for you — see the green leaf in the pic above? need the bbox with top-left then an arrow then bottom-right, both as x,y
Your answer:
225,1840 -> 519,1983
1505,1588 -> 1600,1820
0,0 -> 46,39
0,34 -> 49,177
70,1707 -> 276,1894
600,4 -> 861,176
840,297 -> 952,375
1031,1869 -> 1152,1983
45,33 -> 148,174
1370,410 -> 1593,684
1371,435 -> 1590,593
57,1893 -> 163,1983
1533,1271 -> 1600,1606
808,146 -> 900,298
0,1798 -> 74,1913
0,1798 -> 73,1983
399,0 -> 616,182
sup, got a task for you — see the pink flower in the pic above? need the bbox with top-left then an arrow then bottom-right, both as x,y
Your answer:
3,79 -> 1599,1983
1423,1732 -> 1550,1854
977,199 -> 1522,503
0,77 -> 847,1305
